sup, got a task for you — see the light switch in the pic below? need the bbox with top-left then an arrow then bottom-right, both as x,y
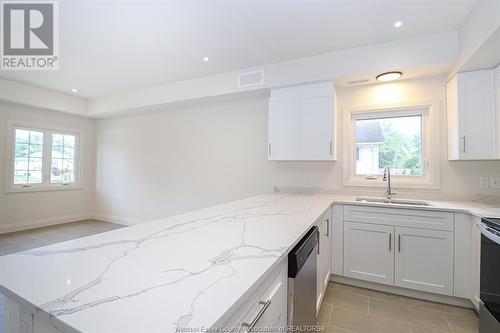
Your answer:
479,177 -> 490,188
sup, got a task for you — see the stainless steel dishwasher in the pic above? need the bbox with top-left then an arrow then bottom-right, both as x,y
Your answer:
288,226 -> 319,329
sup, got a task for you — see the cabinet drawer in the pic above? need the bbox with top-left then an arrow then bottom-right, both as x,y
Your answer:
343,205 -> 454,231
218,261 -> 287,332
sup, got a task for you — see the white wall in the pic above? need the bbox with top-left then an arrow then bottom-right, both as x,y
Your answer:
94,98 -> 283,222
0,103 -> 96,233
95,77 -> 500,223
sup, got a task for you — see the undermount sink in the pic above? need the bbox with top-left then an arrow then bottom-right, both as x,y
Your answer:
355,197 -> 432,207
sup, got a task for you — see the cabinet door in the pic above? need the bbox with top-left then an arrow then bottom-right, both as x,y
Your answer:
299,95 -> 333,160
321,214 -> 332,293
268,97 -> 300,160
343,222 -> 394,285
316,216 -> 326,312
470,219 -> 481,310
395,227 -> 454,295
457,70 -> 495,159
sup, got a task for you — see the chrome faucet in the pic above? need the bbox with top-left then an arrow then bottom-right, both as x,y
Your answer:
383,166 -> 396,199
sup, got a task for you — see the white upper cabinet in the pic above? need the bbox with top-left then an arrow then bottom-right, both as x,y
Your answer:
268,96 -> 300,160
268,82 -> 336,161
447,69 -> 496,160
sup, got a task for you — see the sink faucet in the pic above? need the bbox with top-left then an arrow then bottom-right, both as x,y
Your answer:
383,166 -> 396,199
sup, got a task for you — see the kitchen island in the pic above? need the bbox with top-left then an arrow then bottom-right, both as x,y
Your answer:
0,194 -> 333,333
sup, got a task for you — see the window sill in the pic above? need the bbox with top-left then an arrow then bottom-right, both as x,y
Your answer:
4,184 -> 84,194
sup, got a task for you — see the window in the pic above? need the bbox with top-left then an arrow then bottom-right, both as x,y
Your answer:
6,124 -> 81,192
343,102 -> 440,189
51,133 -> 76,184
355,116 -> 422,177
14,129 -> 44,185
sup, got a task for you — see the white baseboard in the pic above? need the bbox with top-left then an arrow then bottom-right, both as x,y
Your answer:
92,214 -> 145,226
331,274 -> 474,309
0,213 -> 93,234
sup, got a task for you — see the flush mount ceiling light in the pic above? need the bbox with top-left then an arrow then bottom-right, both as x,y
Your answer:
71,88 -> 78,93
202,57 -> 209,62
394,20 -> 403,28
376,71 -> 403,82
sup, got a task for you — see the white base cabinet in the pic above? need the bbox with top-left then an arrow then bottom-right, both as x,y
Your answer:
394,227 -> 454,295
316,207 -> 332,313
218,260 -> 288,332
342,206 -> 455,296
343,222 -> 394,285
470,217 -> 481,310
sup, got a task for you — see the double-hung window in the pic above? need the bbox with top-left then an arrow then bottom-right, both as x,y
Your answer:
343,102 -> 440,189
7,123 -> 81,192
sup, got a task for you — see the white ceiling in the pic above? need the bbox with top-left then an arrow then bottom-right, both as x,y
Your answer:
0,0 -> 476,98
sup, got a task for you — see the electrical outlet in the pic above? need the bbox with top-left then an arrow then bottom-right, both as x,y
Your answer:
490,176 -> 500,189
305,174 -> 311,184
480,177 -> 490,188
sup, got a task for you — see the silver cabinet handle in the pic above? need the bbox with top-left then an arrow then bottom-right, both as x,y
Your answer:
268,143 -> 272,156
462,136 -> 466,153
389,233 -> 392,251
329,140 -> 333,155
242,300 -> 271,331
326,218 -> 330,238
398,235 -> 401,252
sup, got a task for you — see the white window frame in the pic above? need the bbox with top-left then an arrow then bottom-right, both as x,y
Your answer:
4,121 -> 84,193
343,101 -> 441,189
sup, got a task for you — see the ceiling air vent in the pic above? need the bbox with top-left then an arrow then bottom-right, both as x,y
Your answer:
348,79 -> 370,85
238,70 -> 264,88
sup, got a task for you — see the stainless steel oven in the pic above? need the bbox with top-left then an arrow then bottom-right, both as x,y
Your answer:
479,217 -> 500,333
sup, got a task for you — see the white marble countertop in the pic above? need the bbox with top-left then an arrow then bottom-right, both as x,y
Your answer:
326,194 -> 500,219
1,192 -> 499,333
0,194 -> 333,333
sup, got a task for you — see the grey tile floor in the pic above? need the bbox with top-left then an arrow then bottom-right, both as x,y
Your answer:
0,220 -> 123,333
318,283 -> 479,333
0,220 -> 123,256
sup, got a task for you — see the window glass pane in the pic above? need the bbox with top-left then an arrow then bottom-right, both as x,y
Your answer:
52,133 -> 64,146
63,134 -> 75,146
29,158 -> 43,171
28,171 -> 42,184
62,170 -> 74,183
30,131 -> 43,145
355,116 -> 422,176
52,146 -> 63,159
62,159 -> 74,170
29,144 -> 43,157
14,158 -> 28,170
15,143 -> 29,157
15,130 -> 29,144
63,146 -> 75,159
51,133 -> 77,184
14,171 -> 28,184
13,129 -> 44,185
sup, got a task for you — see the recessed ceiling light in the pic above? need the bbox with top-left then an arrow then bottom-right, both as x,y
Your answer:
376,71 -> 403,82
71,88 -> 78,93
394,21 -> 403,28
202,57 -> 209,62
